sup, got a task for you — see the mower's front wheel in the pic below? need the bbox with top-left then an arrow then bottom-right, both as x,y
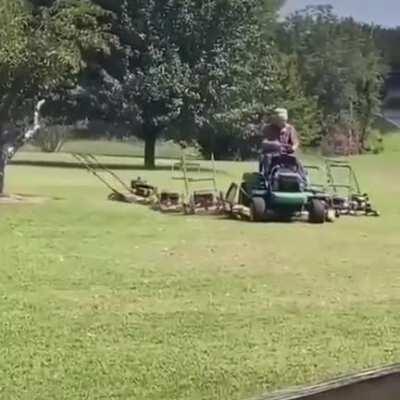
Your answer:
326,208 -> 336,223
309,199 -> 325,224
250,197 -> 266,222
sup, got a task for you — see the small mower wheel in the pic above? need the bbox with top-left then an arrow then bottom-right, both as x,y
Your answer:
250,197 -> 266,222
326,208 -> 336,223
309,199 -> 325,224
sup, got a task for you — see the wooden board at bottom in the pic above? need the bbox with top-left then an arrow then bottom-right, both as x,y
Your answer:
256,364 -> 400,400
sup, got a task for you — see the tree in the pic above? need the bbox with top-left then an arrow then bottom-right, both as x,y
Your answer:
0,0 -> 111,194
278,6 -> 353,118
278,5 -> 386,148
275,55 -> 321,146
55,0 -> 284,167
0,0 -> 42,194
171,0 -> 284,159
374,27 -> 400,70
353,24 -> 389,148
34,123 -> 70,153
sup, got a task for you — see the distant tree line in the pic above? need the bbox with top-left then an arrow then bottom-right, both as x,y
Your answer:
0,0 -> 394,191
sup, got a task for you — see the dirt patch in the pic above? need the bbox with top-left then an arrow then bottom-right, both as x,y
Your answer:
0,194 -> 54,205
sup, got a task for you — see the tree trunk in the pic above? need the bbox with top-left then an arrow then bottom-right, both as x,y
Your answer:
0,100 -> 45,195
144,131 -> 156,170
0,148 -> 6,195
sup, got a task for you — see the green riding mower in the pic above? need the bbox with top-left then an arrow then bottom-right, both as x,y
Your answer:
224,142 -> 336,224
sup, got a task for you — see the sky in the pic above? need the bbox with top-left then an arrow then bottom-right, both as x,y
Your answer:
281,0 -> 400,27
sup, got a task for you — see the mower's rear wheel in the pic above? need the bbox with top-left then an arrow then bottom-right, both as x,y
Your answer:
309,199 -> 325,224
250,197 -> 266,222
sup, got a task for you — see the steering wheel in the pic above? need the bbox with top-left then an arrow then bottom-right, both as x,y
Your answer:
281,144 -> 295,154
262,140 -> 295,155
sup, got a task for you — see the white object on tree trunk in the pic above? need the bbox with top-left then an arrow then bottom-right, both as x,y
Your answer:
0,99 -> 46,194
23,99 -> 46,141
6,99 -> 46,159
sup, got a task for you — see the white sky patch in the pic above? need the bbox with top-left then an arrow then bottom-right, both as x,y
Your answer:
281,0 -> 400,27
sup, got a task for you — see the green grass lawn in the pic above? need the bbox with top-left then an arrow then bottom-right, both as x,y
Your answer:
1,137 -> 400,400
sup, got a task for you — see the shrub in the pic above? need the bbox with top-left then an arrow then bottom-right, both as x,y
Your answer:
34,125 -> 70,153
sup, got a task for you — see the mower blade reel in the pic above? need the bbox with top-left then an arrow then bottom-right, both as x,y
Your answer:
154,191 -> 184,213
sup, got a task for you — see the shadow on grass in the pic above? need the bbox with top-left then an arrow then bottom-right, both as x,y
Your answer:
10,159 -> 172,171
9,159 -> 226,174
0,193 -> 65,206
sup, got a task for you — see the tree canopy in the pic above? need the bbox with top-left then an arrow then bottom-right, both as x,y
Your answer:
54,0 -> 286,167
0,0 -> 111,193
0,0 -> 391,186
277,5 -> 387,148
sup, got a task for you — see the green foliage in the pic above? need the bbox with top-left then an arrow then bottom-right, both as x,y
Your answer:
0,0 -> 112,193
33,124 -> 69,153
184,0 -> 282,158
365,128 -> 385,154
0,0 -> 111,123
34,0 -> 113,78
0,0 -> 391,164
353,34 -> 388,147
0,0 -> 28,68
374,27 -> 400,70
68,0 -> 284,165
0,0 -> 31,120
278,5 -> 387,149
275,55 -> 321,146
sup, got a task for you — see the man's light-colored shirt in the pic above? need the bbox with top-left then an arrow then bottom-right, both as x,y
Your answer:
261,123 -> 299,148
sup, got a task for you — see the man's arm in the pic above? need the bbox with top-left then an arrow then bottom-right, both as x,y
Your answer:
290,126 -> 300,151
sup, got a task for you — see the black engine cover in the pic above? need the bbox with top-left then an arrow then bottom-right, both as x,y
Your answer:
272,170 -> 303,192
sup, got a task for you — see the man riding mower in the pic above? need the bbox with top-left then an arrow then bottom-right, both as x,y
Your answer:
237,108 -> 335,223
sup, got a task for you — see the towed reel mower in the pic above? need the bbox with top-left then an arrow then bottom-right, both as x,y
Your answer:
325,159 -> 380,217
154,152 -> 224,215
72,151 -> 223,214
71,153 -> 157,205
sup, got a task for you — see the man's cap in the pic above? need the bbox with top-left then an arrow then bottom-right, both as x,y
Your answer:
273,108 -> 288,122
